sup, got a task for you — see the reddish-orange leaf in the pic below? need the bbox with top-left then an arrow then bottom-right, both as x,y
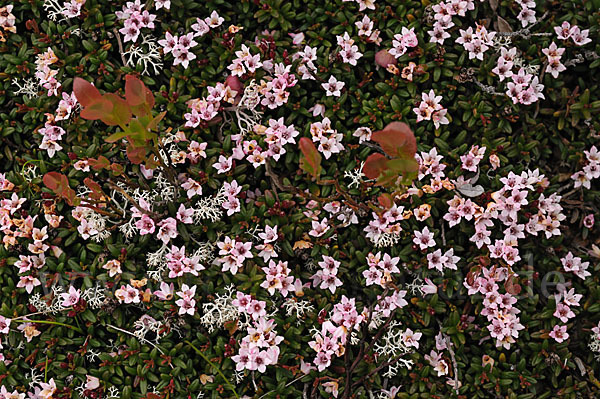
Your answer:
42,171 -> 63,190
377,193 -> 394,209
73,77 -> 102,107
83,178 -> 104,200
110,163 -> 125,176
299,137 -> 322,178
101,93 -> 132,126
371,122 -> 417,159
363,153 -> 388,180
80,97 -> 113,121
88,155 -> 110,170
43,172 -> 77,206
125,75 -> 147,106
375,49 -> 397,68
126,144 -> 146,164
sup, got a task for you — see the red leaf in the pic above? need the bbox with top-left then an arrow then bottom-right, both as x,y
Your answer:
126,75 -> 154,116
371,122 -> 417,159
377,193 -> 394,209
110,163 -> 124,176
375,49 -> 397,68
43,172 -> 77,206
73,78 -> 102,107
363,153 -> 388,180
42,171 -> 63,190
299,137 -> 322,178
125,75 -> 147,107
84,178 -> 104,200
126,144 -> 146,164
225,75 -> 243,94
101,93 -> 132,126
88,155 -> 110,170
80,97 -> 113,121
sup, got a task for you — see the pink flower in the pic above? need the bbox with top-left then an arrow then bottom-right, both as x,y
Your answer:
17,275 -> 41,294
421,278 -> 438,295
177,204 -> 194,224
584,214 -> 595,229
321,76 -> 344,97
248,299 -> 266,320
553,303 -> 575,323
213,155 -> 233,174
0,315 -> 11,334
115,284 -> 140,304
314,351 -> 331,371
182,178 -> 203,198
60,286 -> 81,307
102,259 -> 123,277
427,249 -> 448,272
155,0 -> 170,9
549,325 -> 569,343
205,10 -> 224,28
191,18 -> 209,36
309,218 -> 330,237
157,217 -> 178,244
413,226 -> 436,250
154,282 -> 174,300
135,214 -> 156,235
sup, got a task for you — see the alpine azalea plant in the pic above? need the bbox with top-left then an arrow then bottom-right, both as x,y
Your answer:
0,0 -> 600,398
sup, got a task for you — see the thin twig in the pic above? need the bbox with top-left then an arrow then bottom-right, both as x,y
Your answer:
112,28 -> 128,66
443,333 -> 459,395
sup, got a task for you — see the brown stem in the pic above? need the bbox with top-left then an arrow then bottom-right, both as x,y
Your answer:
351,355 -> 407,388
112,28 -> 128,66
77,202 -> 123,219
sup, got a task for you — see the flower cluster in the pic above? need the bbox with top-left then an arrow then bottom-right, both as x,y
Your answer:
413,90 -> 449,129
460,145 -> 486,172
364,204 -> 406,247
228,44 -> 262,77
388,27 -> 418,58
549,284 -> 581,343
554,21 -> 592,46
505,68 -> 545,105
542,42 -> 566,79
571,146 -> 600,189
191,10 -> 223,37
159,32 -> 199,69
0,5 -> 16,38
175,284 -> 197,316
456,24 -> 495,61
355,15 -> 382,44
363,251 -> 401,287
311,255 -> 343,294
310,320 -> 349,371
232,315 -> 283,373
258,63 -> 297,109
428,0 -> 475,45
336,32 -> 363,66
260,260 -> 297,296
116,0 -> 156,43
38,123 -> 66,158
515,0 -> 536,27
35,48 -> 60,96
560,252 -> 591,280
309,117 -> 345,159
166,245 -> 205,278
466,266 -> 525,349
216,237 -> 254,275
54,91 -> 78,121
